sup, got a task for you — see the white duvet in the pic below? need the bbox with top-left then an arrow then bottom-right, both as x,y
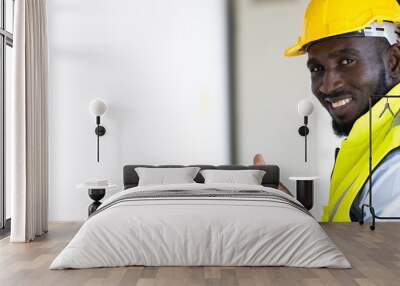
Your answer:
50,183 -> 351,269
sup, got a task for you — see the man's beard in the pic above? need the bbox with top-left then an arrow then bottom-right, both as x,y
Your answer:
332,69 -> 391,137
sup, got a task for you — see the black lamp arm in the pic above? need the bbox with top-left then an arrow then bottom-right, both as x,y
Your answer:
298,116 -> 310,162
94,116 -> 106,162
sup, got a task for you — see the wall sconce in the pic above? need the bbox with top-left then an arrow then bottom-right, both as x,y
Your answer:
297,99 -> 314,162
89,99 -> 107,162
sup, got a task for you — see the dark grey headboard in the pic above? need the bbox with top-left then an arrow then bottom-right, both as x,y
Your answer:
123,165 -> 280,189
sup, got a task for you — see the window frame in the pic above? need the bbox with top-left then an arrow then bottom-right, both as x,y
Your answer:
0,0 -> 13,231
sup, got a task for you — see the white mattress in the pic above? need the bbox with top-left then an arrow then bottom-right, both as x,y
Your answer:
50,183 -> 351,269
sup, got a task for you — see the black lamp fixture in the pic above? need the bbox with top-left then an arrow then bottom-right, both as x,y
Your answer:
297,99 -> 314,162
89,99 -> 107,162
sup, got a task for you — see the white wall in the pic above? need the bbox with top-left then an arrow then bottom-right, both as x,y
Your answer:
235,0 -> 340,219
48,0 -> 230,221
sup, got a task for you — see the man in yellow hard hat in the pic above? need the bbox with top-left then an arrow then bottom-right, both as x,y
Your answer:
285,0 -> 400,222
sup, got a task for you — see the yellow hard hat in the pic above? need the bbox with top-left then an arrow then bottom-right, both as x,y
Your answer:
285,0 -> 400,57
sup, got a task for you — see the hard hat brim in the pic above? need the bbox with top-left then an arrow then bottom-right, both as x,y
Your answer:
284,43 -> 305,57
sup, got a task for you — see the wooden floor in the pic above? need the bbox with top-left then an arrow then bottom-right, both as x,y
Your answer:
0,222 -> 399,286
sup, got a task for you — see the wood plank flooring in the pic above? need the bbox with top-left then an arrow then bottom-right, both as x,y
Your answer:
1,222 -> 400,286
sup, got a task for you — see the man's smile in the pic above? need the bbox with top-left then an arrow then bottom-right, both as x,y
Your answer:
330,98 -> 353,109
324,95 -> 354,115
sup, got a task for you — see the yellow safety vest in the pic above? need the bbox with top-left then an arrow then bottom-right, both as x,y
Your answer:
322,83 -> 400,222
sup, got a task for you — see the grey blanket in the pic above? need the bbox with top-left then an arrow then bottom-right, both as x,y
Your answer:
91,189 -> 310,217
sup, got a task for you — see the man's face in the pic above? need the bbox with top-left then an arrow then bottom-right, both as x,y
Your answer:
307,37 -> 390,136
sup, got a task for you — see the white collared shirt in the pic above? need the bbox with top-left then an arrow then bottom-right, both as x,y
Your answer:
357,149 -> 400,222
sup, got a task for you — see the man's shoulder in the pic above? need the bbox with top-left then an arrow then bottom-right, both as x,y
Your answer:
356,148 -> 400,221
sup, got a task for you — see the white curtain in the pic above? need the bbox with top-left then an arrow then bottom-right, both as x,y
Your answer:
10,0 -> 49,242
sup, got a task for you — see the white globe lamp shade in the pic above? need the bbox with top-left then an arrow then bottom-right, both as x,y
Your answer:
89,99 -> 107,117
297,99 -> 314,116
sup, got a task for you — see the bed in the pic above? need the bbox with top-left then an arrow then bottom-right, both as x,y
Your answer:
50,165 -> 350,269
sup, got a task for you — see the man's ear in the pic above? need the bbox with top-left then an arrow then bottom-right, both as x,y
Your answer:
387,43 -> 400,81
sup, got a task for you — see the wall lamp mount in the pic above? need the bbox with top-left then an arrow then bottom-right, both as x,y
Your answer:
297,99 -> 314,163
89,99 -> 107,162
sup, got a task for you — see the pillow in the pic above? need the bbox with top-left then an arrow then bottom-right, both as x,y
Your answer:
200,169 -> 266,185
135,167 -> 201,186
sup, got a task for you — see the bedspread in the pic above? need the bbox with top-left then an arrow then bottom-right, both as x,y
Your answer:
50,183 -> 351,269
